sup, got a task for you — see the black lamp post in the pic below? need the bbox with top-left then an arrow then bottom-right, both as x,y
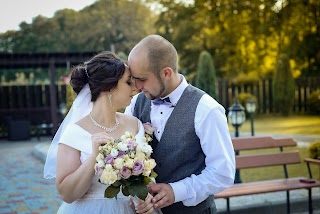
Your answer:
245,99 -> 256,136
228,100 -> 246,183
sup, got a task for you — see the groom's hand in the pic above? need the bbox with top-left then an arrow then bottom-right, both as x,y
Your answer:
149,183 -> 175,209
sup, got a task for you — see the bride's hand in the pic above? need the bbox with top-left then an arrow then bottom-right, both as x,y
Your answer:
91,132 -> 114,157
133,193 -> 154,214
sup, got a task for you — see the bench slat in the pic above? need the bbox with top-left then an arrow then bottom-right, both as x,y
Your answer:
232,137 -> 297,151
236,151 -> 300,169
218,136 -> 319,213
215,177 -> 320,198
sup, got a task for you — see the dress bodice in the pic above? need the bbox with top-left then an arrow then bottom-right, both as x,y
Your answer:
59,119 -> 145,200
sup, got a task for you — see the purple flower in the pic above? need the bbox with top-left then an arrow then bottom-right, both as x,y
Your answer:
132,160 -> 144,176
117,151 -> 126,158
126,139 -> 137,151
120,167 -> 132,179
104,155 -> 114,165
143,122 -> 156,135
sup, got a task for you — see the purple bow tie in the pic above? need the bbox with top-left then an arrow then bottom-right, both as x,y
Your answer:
152,97 -> 172,106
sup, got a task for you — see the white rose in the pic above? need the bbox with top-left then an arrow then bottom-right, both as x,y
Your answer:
124,158 -> 134,169
100,168 -> 118,185
104,164 -> 113,171
110,148 -> 119,157
125,131 -> 131,138
117,142 -> 128,151
97,160 -> 105,168
114,158 -> 124,170
143,169 -> 151,177
138,143 -> 153,156
129,152 -> 135,159
107,145 -> 113,153
134,151 -> 146,161
144,159 -> 156,171
96,153 -> 104,162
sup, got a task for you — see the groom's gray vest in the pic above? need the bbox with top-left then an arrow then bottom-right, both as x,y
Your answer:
133,85 -> 214,214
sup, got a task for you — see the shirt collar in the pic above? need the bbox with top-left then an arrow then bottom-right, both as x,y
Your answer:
160,74 -> 188,106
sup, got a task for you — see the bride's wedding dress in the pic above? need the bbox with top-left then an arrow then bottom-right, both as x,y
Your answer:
57,122 -> 162,214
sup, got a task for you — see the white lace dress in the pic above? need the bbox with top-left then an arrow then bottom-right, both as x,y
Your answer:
56,121 -> 145,214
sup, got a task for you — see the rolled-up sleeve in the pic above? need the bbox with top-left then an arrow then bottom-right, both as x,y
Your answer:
169,94 -> 235,206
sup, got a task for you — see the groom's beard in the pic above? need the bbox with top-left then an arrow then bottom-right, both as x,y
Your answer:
149,77 -> 166,100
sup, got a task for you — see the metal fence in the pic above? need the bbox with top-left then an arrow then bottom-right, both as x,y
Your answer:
217,77 -> 319,114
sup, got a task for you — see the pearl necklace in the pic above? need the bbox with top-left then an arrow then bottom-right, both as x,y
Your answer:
89,112 -> 120,133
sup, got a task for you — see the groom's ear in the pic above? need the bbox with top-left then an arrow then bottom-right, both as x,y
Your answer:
161,67 -> 173,79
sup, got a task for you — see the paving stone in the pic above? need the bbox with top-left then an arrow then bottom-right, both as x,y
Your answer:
0,139 -> 61,214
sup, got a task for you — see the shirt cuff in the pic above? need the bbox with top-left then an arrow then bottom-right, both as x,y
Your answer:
169,181 -> 188,203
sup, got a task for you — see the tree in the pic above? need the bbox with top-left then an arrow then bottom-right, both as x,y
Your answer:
155,0 -> 320,81
196,51 -> 217,99
0,0 -> 156,54
272,53 -> 295,116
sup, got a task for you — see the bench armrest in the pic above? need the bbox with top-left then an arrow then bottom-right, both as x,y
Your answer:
304,158 -> 320,179
304,158 -> 320,165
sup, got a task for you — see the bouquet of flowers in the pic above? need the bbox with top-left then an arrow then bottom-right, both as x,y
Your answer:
95,123 -> 157,200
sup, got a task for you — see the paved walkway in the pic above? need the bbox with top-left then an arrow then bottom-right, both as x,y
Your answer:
0,138 -> 61,214
1,135 -> 320,214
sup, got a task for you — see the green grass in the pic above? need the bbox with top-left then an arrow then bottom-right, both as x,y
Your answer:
228,115 -> 320,136
239,147 -> 320,182
227,115 -> 320,181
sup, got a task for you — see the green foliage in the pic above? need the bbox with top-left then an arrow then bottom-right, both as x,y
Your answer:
104,175 -> 148,200
155,0 -> 320,80
307,90 -> 320,115
0,0 -> 156,53
117,51 -> 127,61
272,54 -> 295,116
196,51 -> 217,99
308,141 -> 320,160
1,0 -> 320,82
66,83 -> 76,115
241,147 -> 320,182
104,184 -> 120,198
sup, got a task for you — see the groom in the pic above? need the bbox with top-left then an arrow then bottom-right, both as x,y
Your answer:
125,35 -> 235,214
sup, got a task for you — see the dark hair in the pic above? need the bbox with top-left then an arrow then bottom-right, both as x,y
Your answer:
70,51 -> 126,101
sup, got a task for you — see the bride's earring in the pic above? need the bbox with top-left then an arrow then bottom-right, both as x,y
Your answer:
108,93 -> 112,106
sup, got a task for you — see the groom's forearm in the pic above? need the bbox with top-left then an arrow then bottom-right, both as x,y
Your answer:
169,169 -> 234,206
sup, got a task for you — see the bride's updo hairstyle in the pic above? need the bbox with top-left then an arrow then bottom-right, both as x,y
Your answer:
70,51 -> 126,102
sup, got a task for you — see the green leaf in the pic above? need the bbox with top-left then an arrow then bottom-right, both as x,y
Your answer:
122,185 -> 130,196
104,185 -> 120,199
128,183 -> 148,200
121,179 -> 131,187
151,170 -> 158,178
144,176 -> 151,184
113,180 -> 121,187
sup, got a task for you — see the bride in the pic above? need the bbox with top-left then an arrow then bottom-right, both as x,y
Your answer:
44,51 -> 156,214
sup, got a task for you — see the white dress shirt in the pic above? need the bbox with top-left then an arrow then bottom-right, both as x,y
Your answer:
124,75 -> 235,206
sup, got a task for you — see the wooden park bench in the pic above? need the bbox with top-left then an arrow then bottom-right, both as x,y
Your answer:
215,136 -> 320,214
